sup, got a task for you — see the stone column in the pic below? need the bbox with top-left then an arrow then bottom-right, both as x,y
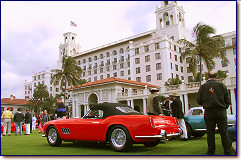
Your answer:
130,99 -> 134,109
179,94 -> 184,109
84,105 -> 87,115
142,98 -> 147,115
230,88 -> 236,115
76,97 -> 79,118
72,94 -> 75,118
127,100 -> 131,106
184,94 -> 189,114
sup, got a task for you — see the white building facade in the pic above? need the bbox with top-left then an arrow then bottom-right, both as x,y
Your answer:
25,1 -> 236,117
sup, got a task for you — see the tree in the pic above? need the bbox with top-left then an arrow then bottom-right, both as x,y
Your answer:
164,78 -> 182,86
204,70 -> 227,80
41,96 -> 57,114
179,22 -> 229,85
51,56 -> 85,105
27,98 -> 40,115
31,83 -> 49,114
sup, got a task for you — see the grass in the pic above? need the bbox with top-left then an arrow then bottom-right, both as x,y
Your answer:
1,129 -> 236,156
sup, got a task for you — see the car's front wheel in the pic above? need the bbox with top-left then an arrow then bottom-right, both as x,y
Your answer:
47,126 -> 62,147
109,125 -> 133,152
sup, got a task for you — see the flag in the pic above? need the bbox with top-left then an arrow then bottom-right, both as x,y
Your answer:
71,21 -> 77,27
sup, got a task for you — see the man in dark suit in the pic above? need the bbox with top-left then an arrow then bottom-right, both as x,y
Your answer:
170,92 -> 188,141
197,71 -> 232,155
24,109 -> 32,135
162,97 -> 171,116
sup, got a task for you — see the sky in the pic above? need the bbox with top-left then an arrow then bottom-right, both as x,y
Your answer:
1,1 -> 237,99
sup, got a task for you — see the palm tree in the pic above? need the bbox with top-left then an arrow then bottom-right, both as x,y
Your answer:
178,23 -> 229,85
51,56 -> 84,105
32,83 -> 49,113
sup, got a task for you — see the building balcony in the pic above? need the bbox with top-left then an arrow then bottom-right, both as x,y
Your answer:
116,77 -> 236,99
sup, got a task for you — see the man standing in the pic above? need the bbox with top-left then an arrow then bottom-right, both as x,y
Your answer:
42,110 -> 49,126
14,108 -> 24,136
197,71 -> 232,155
146,88 -> 163,115
24,109 -> 32,135
162,97 -> 171,116
56,98 -> 67,119
1,107 -> 13,136
170,92 -> 188,141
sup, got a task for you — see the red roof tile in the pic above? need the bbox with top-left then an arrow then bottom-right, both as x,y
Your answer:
1,98 -> 29,105
67,77 -> 160,90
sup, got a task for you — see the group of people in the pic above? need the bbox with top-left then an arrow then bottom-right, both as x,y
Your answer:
147,71 -> 236,155
1,97 -> 67,136
147,88 -> 188,141
1,107 -> 32,136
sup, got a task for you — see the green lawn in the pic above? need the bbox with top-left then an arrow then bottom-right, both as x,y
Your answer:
1,130 -> 236,156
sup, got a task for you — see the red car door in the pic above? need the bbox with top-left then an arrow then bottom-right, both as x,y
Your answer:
75,119 -> 106,141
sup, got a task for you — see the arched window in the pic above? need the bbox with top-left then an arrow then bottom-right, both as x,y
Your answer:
120,48 -> 124,54
106,52 -> 110,57
113,50 -> 117,56
163,12 -> 170,26
126,46 -> 129,52
88,57 -> 92,62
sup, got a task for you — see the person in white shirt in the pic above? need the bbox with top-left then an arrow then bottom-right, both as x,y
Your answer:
32,114 -> 37,130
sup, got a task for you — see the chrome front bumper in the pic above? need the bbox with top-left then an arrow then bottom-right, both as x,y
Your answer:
135,129 -> 181,139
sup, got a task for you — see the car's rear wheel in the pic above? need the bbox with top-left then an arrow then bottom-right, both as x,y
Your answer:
109,125 -> 133,152
186,123 -> 192,139
47,126 -> 62,147
144,140 -> 160,147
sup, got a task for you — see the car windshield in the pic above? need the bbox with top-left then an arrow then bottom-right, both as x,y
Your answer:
83,109 -> 104,119
116,106 -> 139,114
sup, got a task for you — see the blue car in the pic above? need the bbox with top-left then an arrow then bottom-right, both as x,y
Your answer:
184,107 -> 236,139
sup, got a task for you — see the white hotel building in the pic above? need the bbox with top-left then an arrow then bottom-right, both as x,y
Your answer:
25,1 -> 236,117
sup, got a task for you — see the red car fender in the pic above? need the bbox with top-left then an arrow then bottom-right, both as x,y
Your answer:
103,115 -> 158,142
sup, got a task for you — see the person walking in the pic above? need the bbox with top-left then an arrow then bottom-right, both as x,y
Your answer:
24,109 -> 32,135
1,107 -> 13,136
14,108 -> 25,136
197,71 -> 232,155
146,88 -> 163,115
32,114 -> 37,130
56,98 -> 67,119
169,92 -> 188,141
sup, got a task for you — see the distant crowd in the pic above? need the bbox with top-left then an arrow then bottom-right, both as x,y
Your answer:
1,97 -> 67,136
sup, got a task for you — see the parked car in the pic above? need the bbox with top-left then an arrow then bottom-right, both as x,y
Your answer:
1,122 -> 26,132
43,103 -> 181,152
184,107 -> 236,139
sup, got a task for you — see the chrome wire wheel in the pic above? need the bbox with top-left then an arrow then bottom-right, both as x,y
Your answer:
111,128 -> 127,148
48,128 -> 57,144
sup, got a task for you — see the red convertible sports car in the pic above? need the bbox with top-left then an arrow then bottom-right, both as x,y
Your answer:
43,103 -> 181,151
